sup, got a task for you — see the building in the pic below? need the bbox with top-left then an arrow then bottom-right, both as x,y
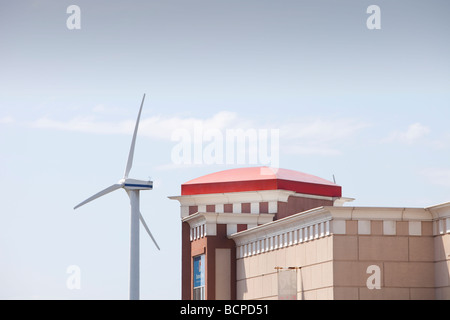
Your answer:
169,166 -> 450,300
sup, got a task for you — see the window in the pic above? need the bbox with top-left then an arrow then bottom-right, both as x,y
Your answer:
193,254 -> 205,300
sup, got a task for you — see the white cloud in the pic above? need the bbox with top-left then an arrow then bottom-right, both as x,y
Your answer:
280,118 -> 367,142
281,145 -> 341,156
385,122 -> 430,145
279,118 -> 369,155
139,111 -> 239,140
420,168 -> 450,187
91,104 -> 126,115
32,116 -> 131,135
29,112 -> 367,156
30,111 -> 240,140
429,132 -> 450,150
0,116 -> 14,124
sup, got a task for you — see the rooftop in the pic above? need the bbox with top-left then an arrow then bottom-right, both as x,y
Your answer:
181,166 -> 341,197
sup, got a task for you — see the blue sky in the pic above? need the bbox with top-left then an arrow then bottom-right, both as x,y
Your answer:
0,1 -> 449,299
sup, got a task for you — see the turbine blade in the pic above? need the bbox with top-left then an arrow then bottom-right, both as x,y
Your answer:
124,94 -> 146,178
139,212 -> 160,250
74,183 -> 122,210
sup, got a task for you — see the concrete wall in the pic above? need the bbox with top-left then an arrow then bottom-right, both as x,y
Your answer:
236,236 -> 333,299
235,216 -> 449,300
333,220 -> 435,299
435,233 -> 450,299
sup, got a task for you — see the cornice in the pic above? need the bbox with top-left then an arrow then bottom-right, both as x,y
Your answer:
169,189 -> 296,206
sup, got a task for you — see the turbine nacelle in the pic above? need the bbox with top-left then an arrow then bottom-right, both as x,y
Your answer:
122,178 -> 153,191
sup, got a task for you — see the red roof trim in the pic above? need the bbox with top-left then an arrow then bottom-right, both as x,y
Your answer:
277,179 -> 341,197
181,178 -> 341,197
181,179 -> 278,196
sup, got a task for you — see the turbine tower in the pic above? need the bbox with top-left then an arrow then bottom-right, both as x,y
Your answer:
74,94 -> 160,300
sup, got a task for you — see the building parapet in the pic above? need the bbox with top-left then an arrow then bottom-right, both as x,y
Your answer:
230,204 -> 450,260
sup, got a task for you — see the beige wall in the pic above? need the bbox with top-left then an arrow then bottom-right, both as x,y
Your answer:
216,248 -> 232,299
435,234 -> 450,299
233,205 -> 450,300
235,221 -> 450,300
333,220 -> 435,300
236,236 -> 333,299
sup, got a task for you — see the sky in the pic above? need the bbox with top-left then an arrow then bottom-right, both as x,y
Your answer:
0,0 -> 449,299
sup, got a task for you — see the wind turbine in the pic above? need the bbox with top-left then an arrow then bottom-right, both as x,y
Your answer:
74,93 -> 160,300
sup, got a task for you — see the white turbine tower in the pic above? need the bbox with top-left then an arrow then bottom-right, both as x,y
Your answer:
74,94 -> 160,300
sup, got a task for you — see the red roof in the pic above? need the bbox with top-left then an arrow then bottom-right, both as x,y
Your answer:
181,167 -> 341,197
